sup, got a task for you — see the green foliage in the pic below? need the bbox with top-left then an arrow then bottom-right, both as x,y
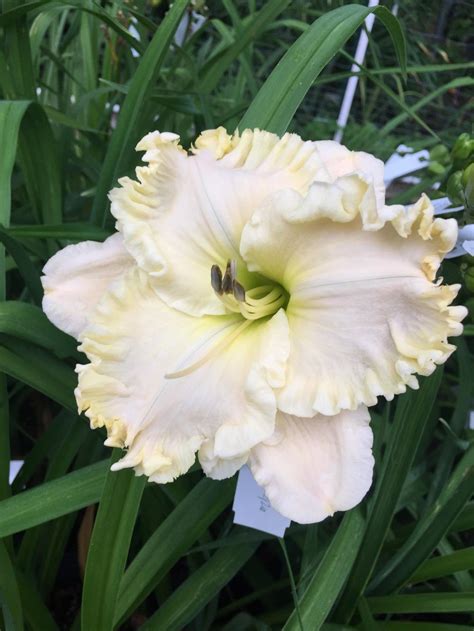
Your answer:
0,1 -> 472,629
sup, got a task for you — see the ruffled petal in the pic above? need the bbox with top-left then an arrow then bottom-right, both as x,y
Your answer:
312,140 -> 387,209
241,183 -> 467,417
41,233 -> 133,339
76,267 -> 289,483
249,407 -> 374,524
110,128 -> 325,317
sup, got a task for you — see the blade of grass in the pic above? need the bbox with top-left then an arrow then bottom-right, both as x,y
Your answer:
199,0 -> 290,93
380,77 -> 474,137
283,509 -> 366,631
368,592 -> 474,614
16,572 -> 58,631
2,0 -> 35,99
240,4 -> 406,134
141,537 -> 259,630
0,459 -> 108,538
368,444 -> 474,594
427,339 -> 472,506
7,223 -> 110,241
0,302 -> 78,359
409,547 -> 474,584
334,369 -> 443,623
81,450 -> 146,631
115,476 -> 235,624
91,0 -> 189,226
0,229 -> 43,305
0,100 -> 25,504
0,540 -> 24,631
450,503 -> 474,533
0,343 -> 76,410
374,624 -> 474,631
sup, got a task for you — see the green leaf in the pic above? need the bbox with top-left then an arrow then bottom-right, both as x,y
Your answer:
7,223 -> 111,242
0,101 -> 62,230
374,624 -> 474,631
0,459 -> 108,537
428,338 -> 472,505
141,537 -> 259,630
335,370 -> 443,622
1,0 -> 35,99
409,547 -> 474,583
81,450 -> 146,631
0,343 -> 76,410
0,540 -> 24,631
0,100 -> 29,225
0,229 -> 43,305
0,302 -> 78,359
91,0 -> 190,226
17,572 -> 58,631
239,4 -> 406,134
380,77 -> 474,137
367,592 -> 474,614
450,502 -> 474,533
115,476 -> 235,624
283,509 -> 366,631
199,0 -> 291,93
369,444 -> 474,594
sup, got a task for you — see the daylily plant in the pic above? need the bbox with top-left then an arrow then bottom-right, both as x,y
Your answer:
42,129 -> 466,524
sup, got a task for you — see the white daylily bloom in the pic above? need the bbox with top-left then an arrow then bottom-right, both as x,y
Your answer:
42,128 -> 467,524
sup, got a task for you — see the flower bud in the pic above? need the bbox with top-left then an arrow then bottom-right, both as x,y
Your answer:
452,133 -> 473,162
447,171 -> 464,205
462,163 -> 474,209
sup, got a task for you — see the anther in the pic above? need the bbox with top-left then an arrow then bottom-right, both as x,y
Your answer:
210,265 -> 223,294
211,259 -> 246,302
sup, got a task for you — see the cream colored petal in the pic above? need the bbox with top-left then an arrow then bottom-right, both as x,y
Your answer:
41,233 -> 133,339
198,443 -> 249,481
110,128 -> 325,317
249,407 -> 374,524
241,183 -> 467,417
76,267 -> 289,483
312,140 -> 387,211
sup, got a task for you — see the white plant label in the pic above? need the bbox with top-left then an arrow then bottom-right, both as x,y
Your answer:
233,465 -> 290,537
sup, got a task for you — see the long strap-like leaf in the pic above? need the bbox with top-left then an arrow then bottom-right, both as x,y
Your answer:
239,4 -> 406,135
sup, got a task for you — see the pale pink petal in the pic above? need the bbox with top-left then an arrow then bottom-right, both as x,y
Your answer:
249,407 -> 374,524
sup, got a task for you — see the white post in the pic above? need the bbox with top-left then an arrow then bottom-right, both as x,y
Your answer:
333,0 -> 379,144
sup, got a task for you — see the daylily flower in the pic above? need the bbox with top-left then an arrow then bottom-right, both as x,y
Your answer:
42,129 -> 466,524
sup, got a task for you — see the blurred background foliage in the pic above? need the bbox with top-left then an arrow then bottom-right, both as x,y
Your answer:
0,0 -> 473,630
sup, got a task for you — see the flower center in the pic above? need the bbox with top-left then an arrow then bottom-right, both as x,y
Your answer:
164,260 -> 288,381
211,259 -> 287,320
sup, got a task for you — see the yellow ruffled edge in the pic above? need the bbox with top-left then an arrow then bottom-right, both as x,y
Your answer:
75,273 -> 138,451
322,182 -> 467,403
242,180 -> 467,416
193,127 -> 321,181
74,268 -> 201,483
278,285 -> 466,419
109,128 -> 324,269
299,176 -> 459,281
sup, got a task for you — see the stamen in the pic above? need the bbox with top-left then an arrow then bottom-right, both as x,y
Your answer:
165,319 -> 252,379
211,265 -> 223,294
210,262 -> 287,322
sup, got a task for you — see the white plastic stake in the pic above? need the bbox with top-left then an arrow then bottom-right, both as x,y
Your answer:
333,0 -> 379,144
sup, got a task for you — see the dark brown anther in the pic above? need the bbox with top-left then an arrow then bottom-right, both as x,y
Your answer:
211,265 -> 223,294
221,260 -> 233,294
233,281 -> 246,302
